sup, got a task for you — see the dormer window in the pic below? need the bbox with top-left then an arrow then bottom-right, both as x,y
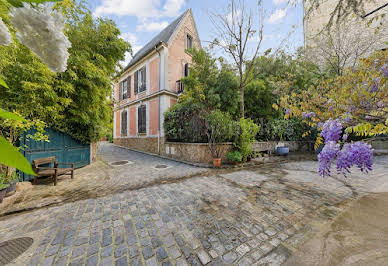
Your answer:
186,34 -> 193,49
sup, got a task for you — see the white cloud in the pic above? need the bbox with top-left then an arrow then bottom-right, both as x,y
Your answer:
94,0 -> 185,19
273,0 -> 287,5
120,32 -> 143,66
226,9 -> 241,25
267,9 -> 286,24
273,0 -> 301,5
263,33 -> 282,41
162,0 -> 185,17
136,20 -> 169,32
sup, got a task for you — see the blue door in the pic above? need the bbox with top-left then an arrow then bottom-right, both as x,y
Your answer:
20,128 -> 90,181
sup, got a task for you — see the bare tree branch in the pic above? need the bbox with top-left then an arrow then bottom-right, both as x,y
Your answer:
209,0 -> 265,118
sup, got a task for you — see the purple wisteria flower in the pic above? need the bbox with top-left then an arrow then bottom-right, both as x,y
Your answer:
369,77 -> 380,92
342,134 -> 348,141
302,111 -> 316,118
381,64 -> 388,78
285,109 -> 291,115
377,101 -> 384,108
336,142 -> 373,176
318,141 -> 340,177
320,119 -> 343,142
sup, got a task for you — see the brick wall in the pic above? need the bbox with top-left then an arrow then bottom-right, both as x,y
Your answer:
149,57 -> 159,94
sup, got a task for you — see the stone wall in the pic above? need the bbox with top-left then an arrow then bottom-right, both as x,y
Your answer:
252,141 -> 314,153
304,0 -> 388,68
114,138 -> 314,164
162,142 -> 233,164
114,137 -> 160,154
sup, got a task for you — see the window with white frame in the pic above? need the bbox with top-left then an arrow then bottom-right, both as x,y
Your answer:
121,110 -> 127,136
119,76 -> 130,100
138,105 -> 146,134
134,66 -> 146,94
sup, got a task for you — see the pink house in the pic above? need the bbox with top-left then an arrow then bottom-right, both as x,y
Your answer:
113,9 -> 200,153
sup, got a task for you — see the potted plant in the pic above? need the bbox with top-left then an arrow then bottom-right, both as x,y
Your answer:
271,119 -> 290,156
206,110 -> 237,167
276,140 -> 289,156
227,151 -> 242,165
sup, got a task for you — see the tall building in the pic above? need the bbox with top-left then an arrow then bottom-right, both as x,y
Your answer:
303,0 -> 387,71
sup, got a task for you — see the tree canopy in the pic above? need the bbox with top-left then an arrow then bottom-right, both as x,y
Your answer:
0,1 -> 130,143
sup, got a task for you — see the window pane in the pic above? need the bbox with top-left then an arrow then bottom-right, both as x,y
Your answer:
138,105 -> 146,133
187,34 -> 193,49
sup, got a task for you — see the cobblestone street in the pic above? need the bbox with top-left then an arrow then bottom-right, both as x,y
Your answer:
1,153 -> 387,265
0,143 -> 208,216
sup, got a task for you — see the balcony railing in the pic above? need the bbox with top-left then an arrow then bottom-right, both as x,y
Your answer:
176,80 -> 184,94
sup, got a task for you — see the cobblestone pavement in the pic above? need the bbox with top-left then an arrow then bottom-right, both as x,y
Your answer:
1,156 -> 387,265
0,143 -> 208,216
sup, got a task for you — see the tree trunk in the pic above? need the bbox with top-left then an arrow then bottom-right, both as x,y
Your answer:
239,84 -> 244,119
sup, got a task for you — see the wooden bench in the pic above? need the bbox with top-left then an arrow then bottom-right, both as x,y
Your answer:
32,156 -> 74,186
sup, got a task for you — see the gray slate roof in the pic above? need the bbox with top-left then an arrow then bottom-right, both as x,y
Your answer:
124,9 -> 190,72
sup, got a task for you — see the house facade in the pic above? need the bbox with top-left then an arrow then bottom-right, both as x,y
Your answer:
113,9 -> 200,154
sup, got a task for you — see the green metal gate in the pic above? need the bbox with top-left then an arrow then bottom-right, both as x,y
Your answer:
20,128 -> 90,181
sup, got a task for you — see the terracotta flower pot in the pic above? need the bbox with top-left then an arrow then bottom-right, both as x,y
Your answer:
213,158 -> 221,168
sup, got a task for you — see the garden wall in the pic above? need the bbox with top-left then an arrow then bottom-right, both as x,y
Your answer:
162,142 -> 233,164
114,137 -> 160,154
114,138 -> 314,164
252,141 -> 314,153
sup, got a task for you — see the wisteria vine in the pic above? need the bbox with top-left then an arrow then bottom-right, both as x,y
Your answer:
317,119 -> 373,177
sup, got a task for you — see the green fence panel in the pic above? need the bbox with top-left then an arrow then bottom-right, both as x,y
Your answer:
20,128 -> 90,181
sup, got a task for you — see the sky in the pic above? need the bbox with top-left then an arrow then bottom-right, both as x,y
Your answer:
87,0 -> 304,66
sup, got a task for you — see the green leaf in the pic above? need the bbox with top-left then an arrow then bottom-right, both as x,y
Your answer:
0,76 -> 8,89
0,135 -> 36,175
0,109 -> 26,122
6,0 -> 61,7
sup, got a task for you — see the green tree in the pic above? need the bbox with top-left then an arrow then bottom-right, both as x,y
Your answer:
244,79 -> 277,122
54,10 -> 130,143
182,48 -> 239,117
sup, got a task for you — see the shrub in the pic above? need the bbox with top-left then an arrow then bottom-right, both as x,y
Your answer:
164,101 -> 207,143
227,151 -> 242,162
205,110 -> 238,158
237,118 -> 261,162
106,132 -> 113,143
269,118 -> 317,141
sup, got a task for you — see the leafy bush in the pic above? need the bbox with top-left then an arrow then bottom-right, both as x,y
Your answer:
0,170 -> 18,183
269,118 -> 317,141
106,132 -> 113,143
205,110 -> 238,158
227,151 -> 242,162
244,79 -> 278,121
237,118 -> 261,162
164,101 -> 207,143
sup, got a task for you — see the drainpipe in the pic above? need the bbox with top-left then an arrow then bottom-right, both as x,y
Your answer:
155,43 -> 162,154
